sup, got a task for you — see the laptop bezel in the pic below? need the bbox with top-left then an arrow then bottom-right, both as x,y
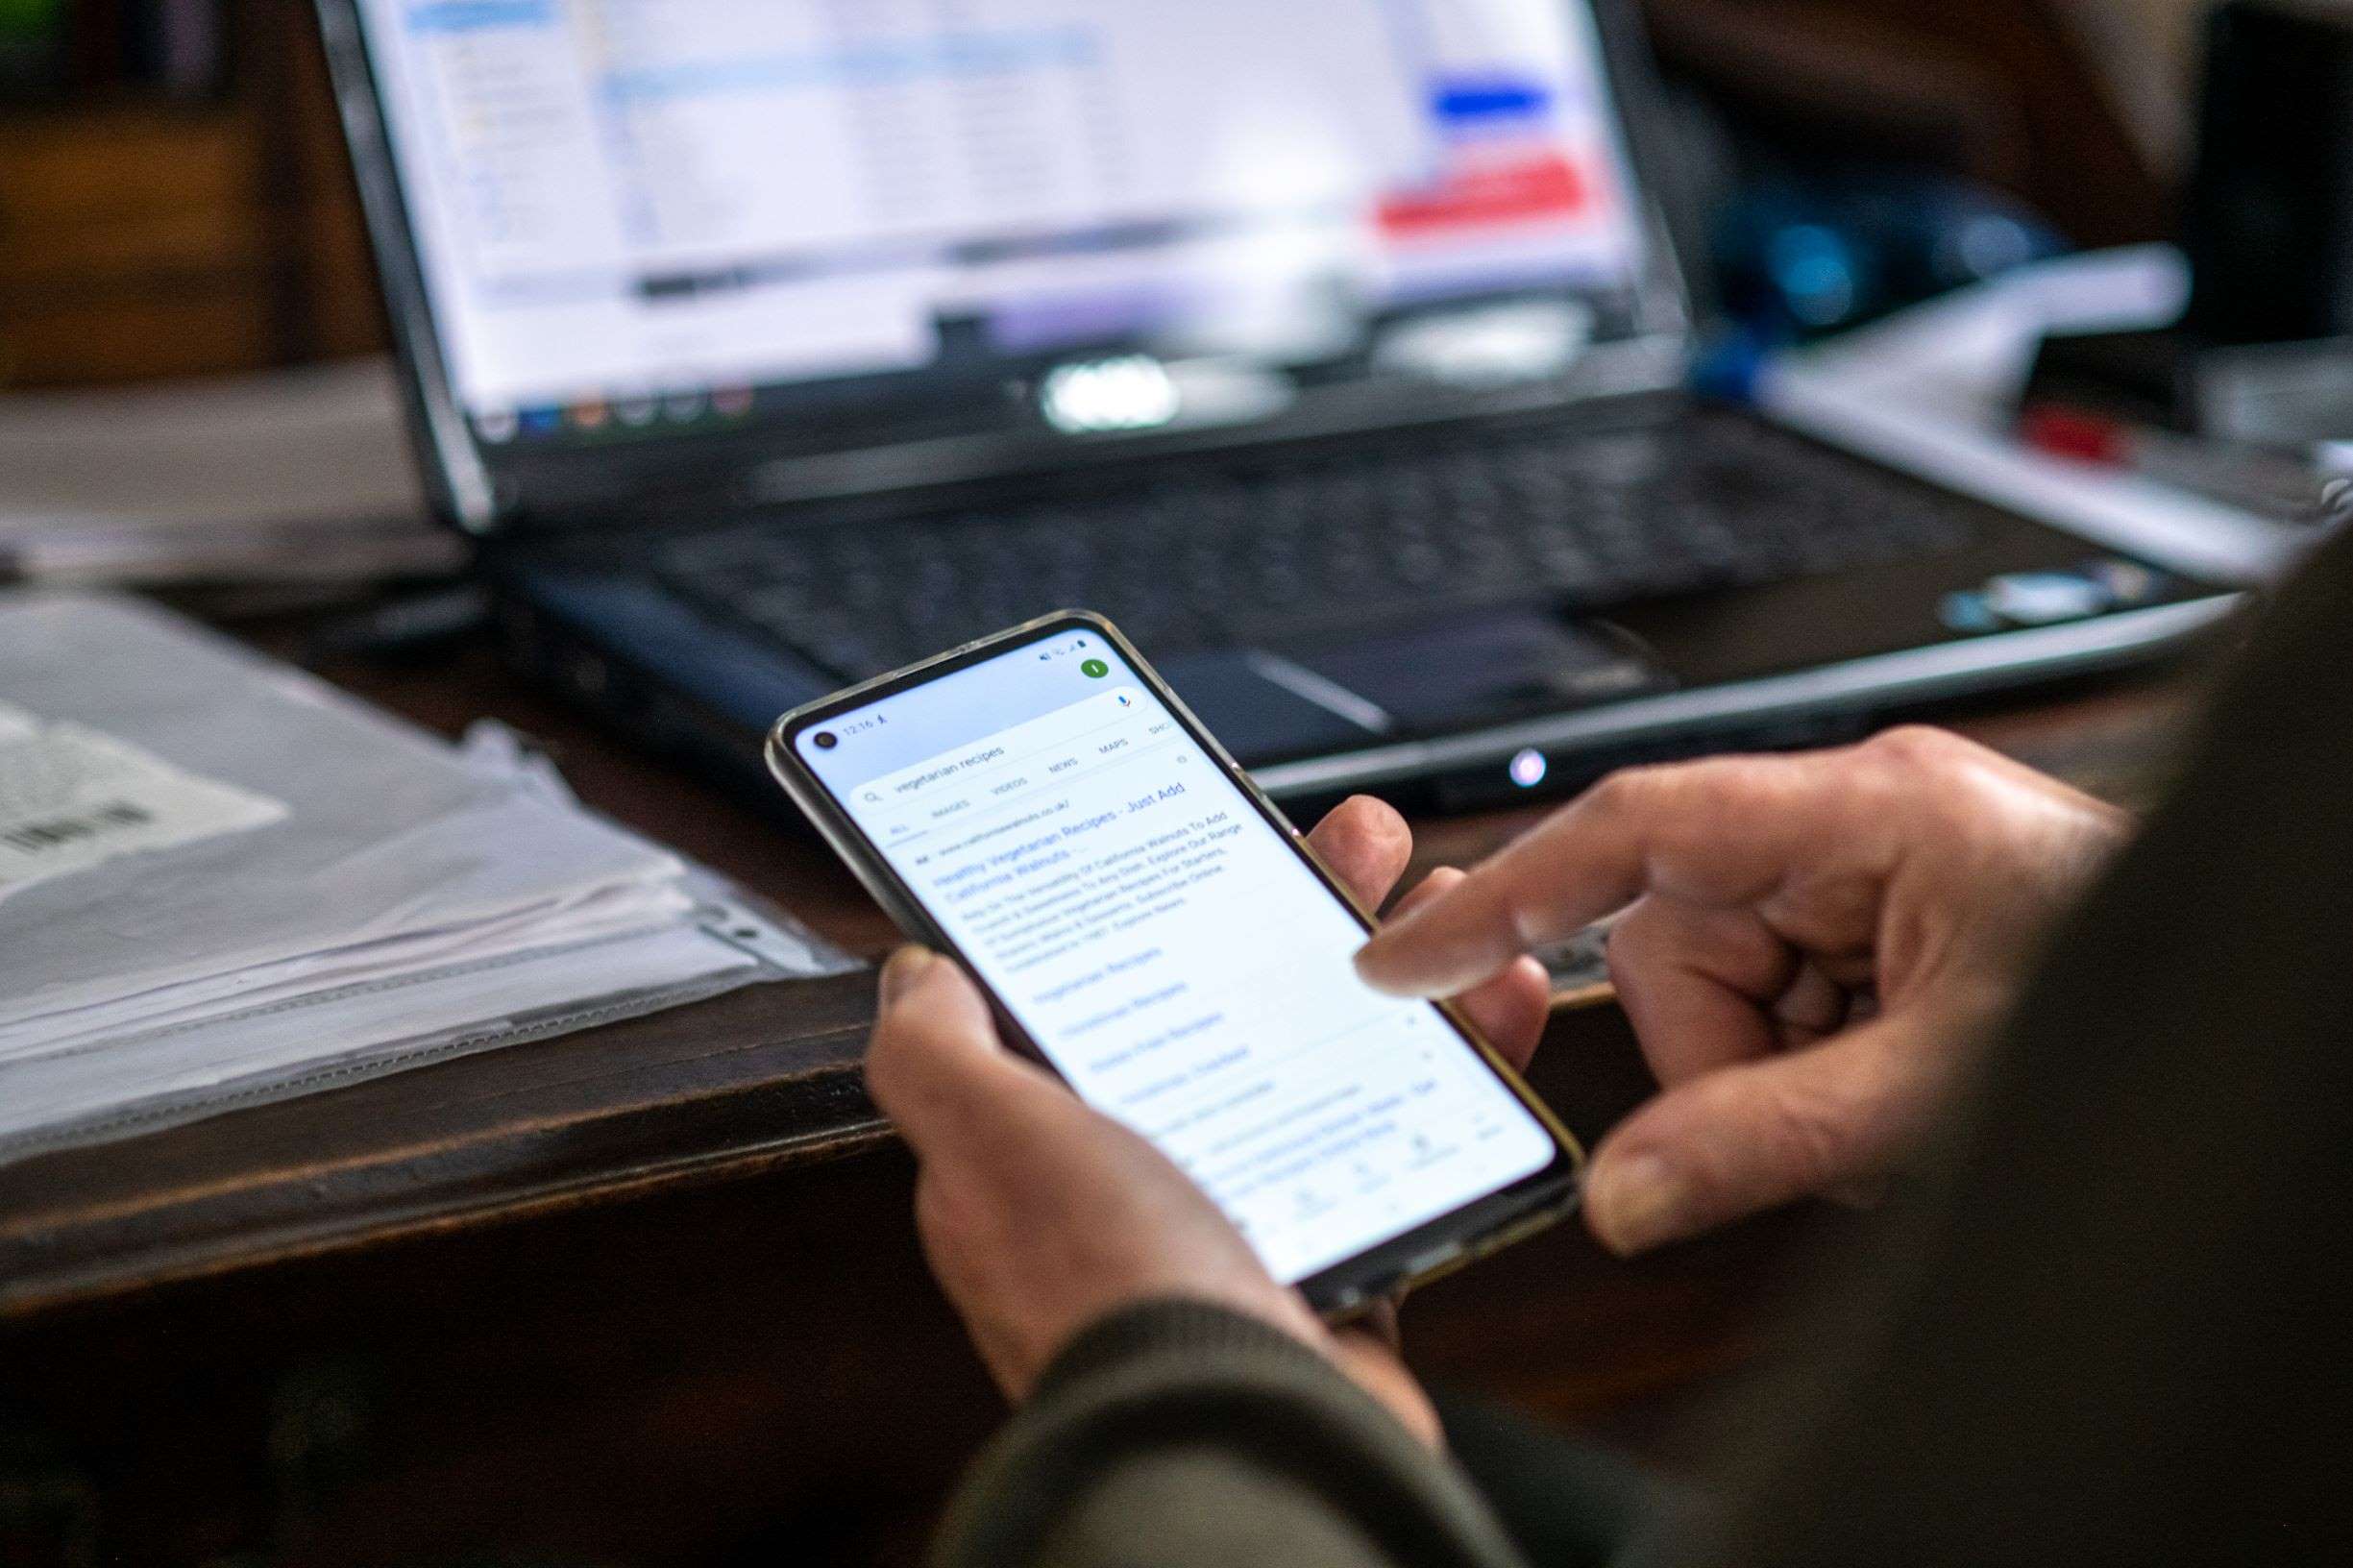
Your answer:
310,0 -> 1698,538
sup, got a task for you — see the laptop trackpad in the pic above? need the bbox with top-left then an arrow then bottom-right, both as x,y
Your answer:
1270,609 -> 1670,731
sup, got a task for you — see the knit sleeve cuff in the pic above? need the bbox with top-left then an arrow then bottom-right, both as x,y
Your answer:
1032,1296 -> 1338,1403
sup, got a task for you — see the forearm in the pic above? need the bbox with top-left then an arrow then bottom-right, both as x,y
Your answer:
932,1300 -> 1529,1568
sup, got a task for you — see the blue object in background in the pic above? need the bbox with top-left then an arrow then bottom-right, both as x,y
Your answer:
1710,167 -> 2065,347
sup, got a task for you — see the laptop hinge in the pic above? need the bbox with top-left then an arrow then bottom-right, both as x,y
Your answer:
495,369 -> 1693,547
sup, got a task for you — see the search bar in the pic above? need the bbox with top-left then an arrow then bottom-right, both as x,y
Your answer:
853,688 -> 1147,821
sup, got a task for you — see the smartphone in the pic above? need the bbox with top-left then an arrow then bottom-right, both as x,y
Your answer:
767,611 -> 1580,1312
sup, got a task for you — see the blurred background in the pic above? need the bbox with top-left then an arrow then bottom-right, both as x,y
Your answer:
0,0 -> 2198,392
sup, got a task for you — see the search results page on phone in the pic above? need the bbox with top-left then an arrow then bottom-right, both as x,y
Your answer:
797,629 -> 1555,1284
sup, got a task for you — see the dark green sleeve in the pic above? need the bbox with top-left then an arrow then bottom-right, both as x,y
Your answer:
931,1300 -> 1531,1568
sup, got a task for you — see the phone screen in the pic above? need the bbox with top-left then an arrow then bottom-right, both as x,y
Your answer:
790,625 -> 1560,1286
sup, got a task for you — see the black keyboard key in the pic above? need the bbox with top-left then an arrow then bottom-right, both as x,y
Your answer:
657,408 -> 1974,680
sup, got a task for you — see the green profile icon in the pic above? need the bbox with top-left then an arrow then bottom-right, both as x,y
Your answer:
1081,658 -> 1110,678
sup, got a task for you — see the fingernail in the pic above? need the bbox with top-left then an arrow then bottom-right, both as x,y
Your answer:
1352,946 -> 1404,992
1353,920 -> 1409,968
1353,945 -> 1430,996
1583,1154 -> 1688,1256
877,945 -> 934,1007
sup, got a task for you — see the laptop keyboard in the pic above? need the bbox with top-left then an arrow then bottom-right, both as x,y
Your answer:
657,407 -> 1976,681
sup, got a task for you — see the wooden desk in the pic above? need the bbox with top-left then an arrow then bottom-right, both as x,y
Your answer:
0,627 -> 2210,1566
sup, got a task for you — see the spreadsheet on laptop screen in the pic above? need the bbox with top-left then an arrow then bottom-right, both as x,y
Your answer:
355,0 -> 1652,438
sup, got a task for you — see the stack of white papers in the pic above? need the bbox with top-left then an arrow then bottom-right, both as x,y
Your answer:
0,592 -> 851,1165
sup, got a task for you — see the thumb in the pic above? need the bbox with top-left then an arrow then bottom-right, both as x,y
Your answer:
864,946 -> 1067,1160
1581,1018 -> 1931,1255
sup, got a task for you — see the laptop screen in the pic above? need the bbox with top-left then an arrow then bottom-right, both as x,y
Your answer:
352,0 -> 1658,456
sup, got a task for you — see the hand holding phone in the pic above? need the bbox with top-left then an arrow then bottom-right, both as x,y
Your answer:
861,800 -> 1546,1443
770,613 -> 1581,1313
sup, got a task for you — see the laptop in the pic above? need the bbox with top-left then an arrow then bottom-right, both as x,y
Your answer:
313,0 -> 2238,820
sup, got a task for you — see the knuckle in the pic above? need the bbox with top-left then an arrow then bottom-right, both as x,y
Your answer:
1671,1069 -> 1869,1213
1581,766 -> 1659,821
1752,1078 -> 1866,1195
1862,724 -> 1970,772
1409,866 -> 1467,908
1603,906 -> 1660,970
